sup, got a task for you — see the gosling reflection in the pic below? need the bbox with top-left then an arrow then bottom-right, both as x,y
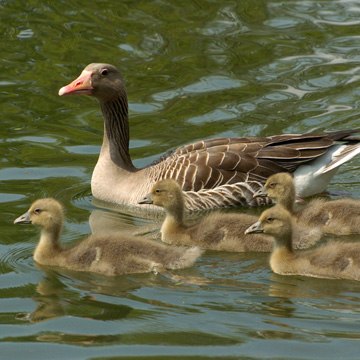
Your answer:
268,272 -> 360,300
16,274 -> 66,323
17,272 -> 134,323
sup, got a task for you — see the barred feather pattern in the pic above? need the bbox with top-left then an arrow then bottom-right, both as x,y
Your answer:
148,131 -> 357,189
141,132 -> 360,209
182,181 -> 271,211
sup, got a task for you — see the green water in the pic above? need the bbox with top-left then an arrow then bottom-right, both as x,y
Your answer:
1,0 -> 360,359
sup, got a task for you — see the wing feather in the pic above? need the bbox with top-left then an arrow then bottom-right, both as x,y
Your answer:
148,130 -> 360,208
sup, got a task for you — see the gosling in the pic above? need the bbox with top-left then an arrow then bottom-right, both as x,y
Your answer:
138,179 -> 322,252
245,205 -> 360,281
256,172 -> 360,235
14,198 -> 203,276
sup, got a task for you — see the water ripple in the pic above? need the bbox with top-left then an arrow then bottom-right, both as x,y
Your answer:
0,167 -> 87,181
0,244 -> 34,275
2,0 -> 360,358
17,29 -> 34,39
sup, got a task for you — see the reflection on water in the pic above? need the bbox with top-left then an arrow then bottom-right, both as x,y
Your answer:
88,207 -> 161,238
17,272 -> 134,324
2,0 -> 360,358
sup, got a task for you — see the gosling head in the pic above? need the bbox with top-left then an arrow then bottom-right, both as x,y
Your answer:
138,179 -> 184,210
245,205 -> 293,239
14,198 -> 64,232
263,173 -> 295,202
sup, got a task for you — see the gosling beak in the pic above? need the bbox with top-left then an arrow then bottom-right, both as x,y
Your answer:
59,70 -> 93,96
14,211 -> 32,225
138,193 -> 153,205
244,221 -> 264,235
253,187 -> 268,198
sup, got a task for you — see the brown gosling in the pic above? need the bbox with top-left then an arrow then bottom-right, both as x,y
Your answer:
14,198 -> 203,276
138,179 -> 322,252
257,172 -> 360,235
245,205 -> 360,280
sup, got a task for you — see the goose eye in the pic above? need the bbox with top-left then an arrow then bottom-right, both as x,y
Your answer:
101,69 -> 109,76
266,217 -> 274,223
155,189 -> 161,193
269,182 -> 276,188
34,208 -> 42,214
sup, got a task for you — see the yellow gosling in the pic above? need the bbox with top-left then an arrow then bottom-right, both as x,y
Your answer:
245,205 -> 360,281
14,198 -> 203,276
257,172 -> 360,235
139,179 -> 322,252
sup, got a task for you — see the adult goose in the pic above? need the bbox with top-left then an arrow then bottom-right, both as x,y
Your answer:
255,172 -> 360,235
59,63 -> 360,211
138,179 -> 322,251
14,198 -> 203,276
245,206 -> 360,281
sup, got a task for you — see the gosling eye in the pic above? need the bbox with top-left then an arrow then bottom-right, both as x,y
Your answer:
101,69 -> 109,76
266,217 -> 274,223
155,189 -> 161,193
269,182 -> 276,188
34,208 -> 42,215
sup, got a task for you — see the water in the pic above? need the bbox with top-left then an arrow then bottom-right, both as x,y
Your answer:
1,0 -> 360,359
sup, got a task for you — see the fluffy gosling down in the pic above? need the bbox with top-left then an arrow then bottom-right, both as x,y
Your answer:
245,206 -> 360,281
256,172 -> 360,235
138,179 -> 321,252
14,198 -> 203,276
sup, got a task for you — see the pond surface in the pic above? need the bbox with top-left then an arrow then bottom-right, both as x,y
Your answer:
1,0 -> 360,359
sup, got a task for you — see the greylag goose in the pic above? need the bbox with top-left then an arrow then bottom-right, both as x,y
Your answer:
256,172 -> 360,235
14,198 -> 203,276
58,63 -> 360,210
245,206 -> 360,280
138,179 -> 322,251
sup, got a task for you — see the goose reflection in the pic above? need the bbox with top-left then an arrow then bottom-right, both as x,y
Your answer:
88,205 -> 161,238
90,196 -> 209,237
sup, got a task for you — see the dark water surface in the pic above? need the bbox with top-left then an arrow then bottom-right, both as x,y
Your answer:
1,0 -> 360,359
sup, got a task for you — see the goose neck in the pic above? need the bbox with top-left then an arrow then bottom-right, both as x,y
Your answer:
100,96 -> 135,171
274,232 -> 293,253
278,189 -> 296,214
34,226 -> 63,262
164,199 -> 187,228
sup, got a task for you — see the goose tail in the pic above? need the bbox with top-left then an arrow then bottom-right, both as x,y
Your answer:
321,142 -> 360,174
294,142 -> 360,197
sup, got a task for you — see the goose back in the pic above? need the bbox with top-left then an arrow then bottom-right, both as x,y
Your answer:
299,197 -> 360,235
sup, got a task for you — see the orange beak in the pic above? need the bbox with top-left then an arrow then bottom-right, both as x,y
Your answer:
58,70 -> 93,96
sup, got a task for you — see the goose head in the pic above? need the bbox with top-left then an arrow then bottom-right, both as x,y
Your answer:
138,179 -> 184,210
14,198 -> 64,232
59,63 -> 126,101
244,205 -> 293,240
